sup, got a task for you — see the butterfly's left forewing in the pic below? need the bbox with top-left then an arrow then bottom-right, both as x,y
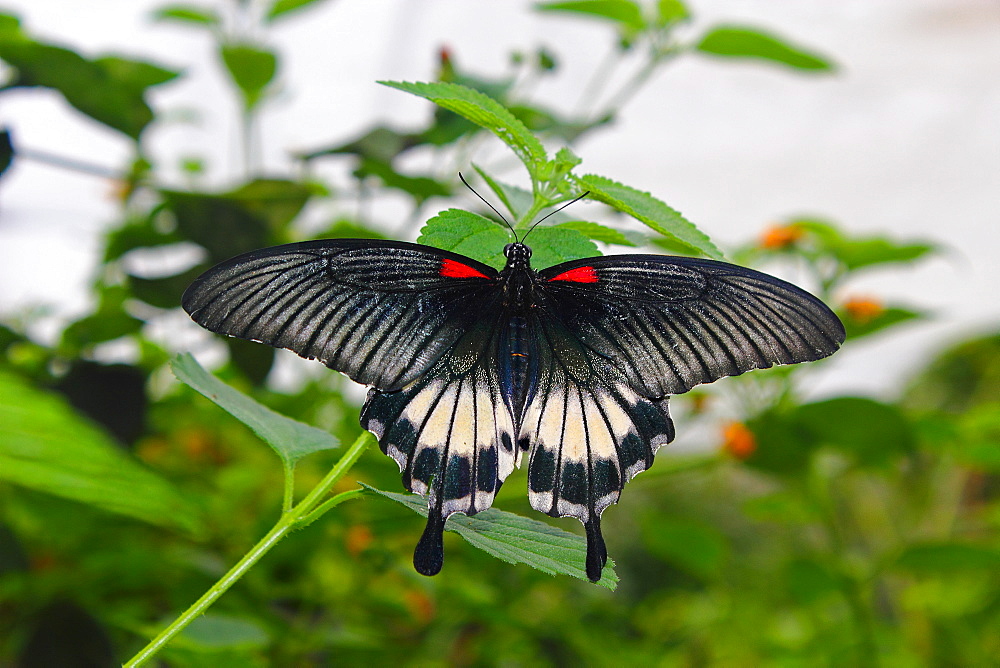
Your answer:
182,239 -> 498,391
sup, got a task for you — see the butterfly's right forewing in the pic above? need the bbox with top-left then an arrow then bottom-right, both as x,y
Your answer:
537,255 -> 846,399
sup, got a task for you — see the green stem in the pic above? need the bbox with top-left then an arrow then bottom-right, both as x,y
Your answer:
281,461 -> 296,513
596,42 -> 678,121
124,431 -> 374,667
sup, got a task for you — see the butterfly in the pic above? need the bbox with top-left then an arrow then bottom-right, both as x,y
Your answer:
182,236 -> 845,581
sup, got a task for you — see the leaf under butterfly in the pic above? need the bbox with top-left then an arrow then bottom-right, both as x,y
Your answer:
555,220 -> 638,247
171,353 -> 339,467
364,484 -> 619,588
417,209 -> 510,270
517,225 -> 599,269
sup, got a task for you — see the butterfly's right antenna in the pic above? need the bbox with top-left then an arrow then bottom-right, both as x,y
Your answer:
459,172 -> 517,240
521,190 -> 590,244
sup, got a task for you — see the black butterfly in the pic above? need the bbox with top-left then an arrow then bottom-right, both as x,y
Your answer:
182,237 -> 844,581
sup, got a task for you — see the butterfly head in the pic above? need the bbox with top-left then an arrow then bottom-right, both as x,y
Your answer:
503,242 -> 533,270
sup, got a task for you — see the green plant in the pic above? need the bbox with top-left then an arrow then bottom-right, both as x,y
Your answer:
3,2 -> 997,666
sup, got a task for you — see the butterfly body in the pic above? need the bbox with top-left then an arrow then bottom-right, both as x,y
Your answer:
183,238 -> 845,582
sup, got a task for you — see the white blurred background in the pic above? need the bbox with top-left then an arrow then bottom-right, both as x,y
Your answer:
1,0 -> 998,399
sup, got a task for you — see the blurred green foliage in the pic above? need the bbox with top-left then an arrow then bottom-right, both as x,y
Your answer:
2,1 -> 998,665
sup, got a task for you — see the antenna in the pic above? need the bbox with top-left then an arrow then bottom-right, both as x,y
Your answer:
457,173 -> 590,243
458,173 -> 516,239
521,190 -> 590,243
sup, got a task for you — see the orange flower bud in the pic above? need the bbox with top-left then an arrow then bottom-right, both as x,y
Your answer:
843,295 -> 885,323
759,223 -> 804,250
404,589 -> 435,624
345,524 -> 374,557
722,422 -> 756,459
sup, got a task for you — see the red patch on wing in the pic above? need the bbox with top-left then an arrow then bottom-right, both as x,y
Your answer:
440,258 -> 490,279
548,266 -> 598,283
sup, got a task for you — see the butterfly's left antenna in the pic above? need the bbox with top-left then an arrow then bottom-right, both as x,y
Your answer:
458,172 -> 517,239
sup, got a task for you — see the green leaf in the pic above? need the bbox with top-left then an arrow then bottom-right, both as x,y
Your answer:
265,0 -> 333,22
312,218 -> 387,240
219,43 -> 278,110
696,25 -> 834,72
555,220 -> 637,246
179,614 -> 270,650
365,485 -> 618,589
225,178 -> 314,230
299,125 -> 421,163
509,104 -> 611,143
535,0 -> 646,33
0,13 -> 20,37
576,174 -> 724,259
641,516 -> 728,579
128,264 -> 205,310
953,403 -> 1000,472
472,166 -> 532,220
381,81 -> 548,177
103,218 -> 182,262
170,353 -> 339,467
840,306 -> 924,340
743,408 -> 816,475
656,0 -> 688,25
795,397 -> 915,466
161,179 -> 312,263
152,5 -> 221,27
0,28 -> 178,138
94,56 -> 180,89
417,209 -> 510,270
796,220 -> 936,271
0,370 -> 202,532
903,333 -> 1000,414
354,157 -> 451,203
60,286 -> 144,351
785,558 -> 841,604
523,225 -> 600,269
896,543 -> 1000,572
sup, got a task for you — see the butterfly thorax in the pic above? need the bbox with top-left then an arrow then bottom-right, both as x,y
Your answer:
500,242 -> 537,309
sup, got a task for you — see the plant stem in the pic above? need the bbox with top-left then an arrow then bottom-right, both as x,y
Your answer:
124,431 -> 374,667
281,461 -> 296,513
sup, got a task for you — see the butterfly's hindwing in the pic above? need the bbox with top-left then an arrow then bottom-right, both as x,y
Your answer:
182,240 -> 498,391
360,319 -> 521,575
521,314 -> 676,581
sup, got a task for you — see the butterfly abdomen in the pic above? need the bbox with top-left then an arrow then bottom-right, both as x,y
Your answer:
499,316 -> 539,428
